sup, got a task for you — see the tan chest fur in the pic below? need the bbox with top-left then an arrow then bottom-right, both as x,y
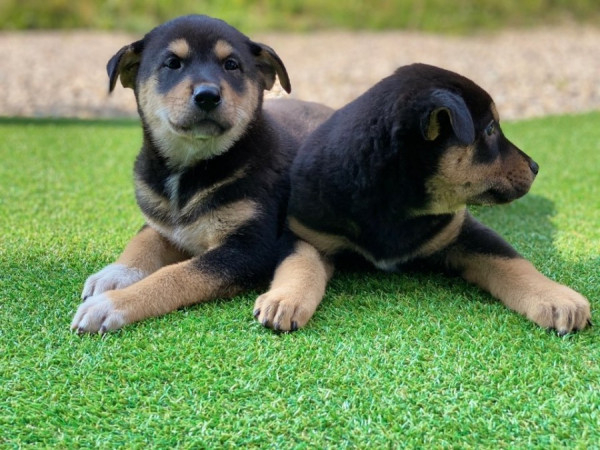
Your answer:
135,173 -> 258,255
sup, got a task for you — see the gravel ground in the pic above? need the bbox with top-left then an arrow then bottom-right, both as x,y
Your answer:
1,27 -> 599,120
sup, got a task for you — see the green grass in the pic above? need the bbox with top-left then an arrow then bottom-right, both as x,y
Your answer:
1,0 -> 599,33
1,113 -> 599,447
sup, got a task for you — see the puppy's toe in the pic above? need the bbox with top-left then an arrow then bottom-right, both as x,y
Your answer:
81,264 -> 145,300
71,293 -> 127,334
254,288 -> 316,332
527,285 -> 591,335
254,294 -> 277,328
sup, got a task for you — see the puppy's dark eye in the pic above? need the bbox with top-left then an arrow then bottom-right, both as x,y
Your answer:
164,56 -> 182,70
485,122 -> 496,137
223,59 -> 239,71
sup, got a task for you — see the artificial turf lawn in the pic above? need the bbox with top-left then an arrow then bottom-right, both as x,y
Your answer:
1,113 -> 598,447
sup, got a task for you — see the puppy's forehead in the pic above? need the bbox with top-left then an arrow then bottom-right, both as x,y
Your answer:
147,15 -> 250,55
166,37 -> 236,62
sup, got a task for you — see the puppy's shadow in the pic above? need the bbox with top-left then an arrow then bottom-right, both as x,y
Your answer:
471,194 -> 556,258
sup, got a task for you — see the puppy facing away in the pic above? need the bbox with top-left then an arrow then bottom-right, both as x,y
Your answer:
255,63 -> 591,335
71,15 -> 332,333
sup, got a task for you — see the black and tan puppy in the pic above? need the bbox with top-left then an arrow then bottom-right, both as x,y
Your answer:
255,63 -> 591,335
71,15 -> 332,333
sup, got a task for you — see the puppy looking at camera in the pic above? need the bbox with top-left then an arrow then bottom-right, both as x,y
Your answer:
71,15 -> 332,333
255,63 -> 591,335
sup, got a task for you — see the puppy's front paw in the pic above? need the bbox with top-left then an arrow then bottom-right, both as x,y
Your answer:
253,288 -> 318,332
526,284 -> 591,336
70,293 -> 128,334
81,264 -> 145,300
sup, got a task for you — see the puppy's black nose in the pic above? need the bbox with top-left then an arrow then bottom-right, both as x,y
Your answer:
193,85 -> 221,112
529,160 -> 539,175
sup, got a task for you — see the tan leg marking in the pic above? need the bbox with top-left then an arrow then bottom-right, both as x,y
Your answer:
452,254 -> 591,335
254,240 -> 334,331
110,260 -> 240,322
72,259 -> 241,334
81,227 -> 188,300
116,226 -> 189,272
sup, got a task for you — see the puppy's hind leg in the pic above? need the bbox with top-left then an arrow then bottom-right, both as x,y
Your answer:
254,240 -> 334,332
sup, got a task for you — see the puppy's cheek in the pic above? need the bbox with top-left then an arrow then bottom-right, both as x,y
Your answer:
138,75 -> 168,135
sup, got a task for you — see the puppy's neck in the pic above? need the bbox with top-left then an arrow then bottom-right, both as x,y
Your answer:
149,130 -> 240,170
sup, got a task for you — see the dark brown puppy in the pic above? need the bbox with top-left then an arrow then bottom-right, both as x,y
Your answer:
255,63 -> 591,335
71,15 -> 332,334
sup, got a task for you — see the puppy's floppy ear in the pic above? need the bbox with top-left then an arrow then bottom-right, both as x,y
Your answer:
421,89 -> 475,145
250,42 -> 291,93
107,39 -> 144,93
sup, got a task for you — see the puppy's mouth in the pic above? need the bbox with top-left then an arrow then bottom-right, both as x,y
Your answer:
168,118 -> 229,139
469,184 -> 531,205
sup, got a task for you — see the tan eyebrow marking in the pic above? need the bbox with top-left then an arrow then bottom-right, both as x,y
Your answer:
214,39 -> 234,60
168,39 -> 191,59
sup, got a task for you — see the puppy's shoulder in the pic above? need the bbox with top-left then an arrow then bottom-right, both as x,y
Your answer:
264,98 -> 334,146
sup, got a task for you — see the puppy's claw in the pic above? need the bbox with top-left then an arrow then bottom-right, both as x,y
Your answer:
253,309 -> 260,318
291,321 -> 298,332
587,319 -> 593,327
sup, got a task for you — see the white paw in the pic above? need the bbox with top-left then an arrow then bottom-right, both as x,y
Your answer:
81,264 -> 145,300
71,293 -> 127,334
